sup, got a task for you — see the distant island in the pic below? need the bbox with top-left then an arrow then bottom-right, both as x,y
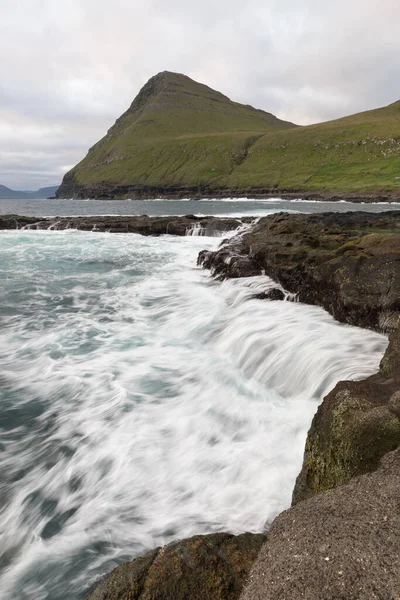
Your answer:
56,71 -> 400,201
0,184 -> 59,200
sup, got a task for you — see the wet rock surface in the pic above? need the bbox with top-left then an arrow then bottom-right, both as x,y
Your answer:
0,214 -> 43,229
0,214 -> 251,236
240,448 -> 400,600
292,327 -> 400,503
86,532 -> 266,600
198,210 -> 400,331
217,211 -> 400,599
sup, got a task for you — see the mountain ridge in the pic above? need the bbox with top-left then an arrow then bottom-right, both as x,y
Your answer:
0,185 -> 59,200
57,72 -> 400,200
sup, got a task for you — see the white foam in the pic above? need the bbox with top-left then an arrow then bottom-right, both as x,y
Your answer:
0,230 -> 388,599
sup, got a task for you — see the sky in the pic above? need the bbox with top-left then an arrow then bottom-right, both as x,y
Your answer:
0,0 -> 399,189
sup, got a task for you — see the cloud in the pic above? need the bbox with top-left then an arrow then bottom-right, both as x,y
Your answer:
0,0 -> 398,188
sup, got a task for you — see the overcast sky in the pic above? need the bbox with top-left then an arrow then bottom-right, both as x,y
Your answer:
0,0 -> 399,189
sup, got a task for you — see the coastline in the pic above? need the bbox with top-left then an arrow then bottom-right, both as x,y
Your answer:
55,180 -> 400,203
88,210 -> 400,599
197,210 -> 400,598
2,211 -> 399,599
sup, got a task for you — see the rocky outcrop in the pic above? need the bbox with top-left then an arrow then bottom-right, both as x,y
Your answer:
292,327 -> 400,503
0,214 -> 44,229
240,448 -> 400,600
198,210 -> 400,599
0,214 -> 250,236
86,532 -> 266,600
199,210 -> 400,331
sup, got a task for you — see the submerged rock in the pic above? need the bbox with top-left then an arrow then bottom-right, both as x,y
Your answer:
86,532 -> 266,600
240,448 -> 400,600
199,210 -> 400,331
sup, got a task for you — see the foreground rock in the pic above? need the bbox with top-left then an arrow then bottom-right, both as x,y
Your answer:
86,532 -> 266,600
0,214 -> 251,236
241,448 -> 400,600
292,327 -> 400,503
199,210 -> 400,331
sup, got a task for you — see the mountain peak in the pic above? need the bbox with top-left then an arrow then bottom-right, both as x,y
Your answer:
66,71 -> 298,196
105,71 -> 237,136
126,71 -> 229,114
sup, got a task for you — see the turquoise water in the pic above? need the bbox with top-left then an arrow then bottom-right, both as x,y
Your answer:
0,215 -> 389,599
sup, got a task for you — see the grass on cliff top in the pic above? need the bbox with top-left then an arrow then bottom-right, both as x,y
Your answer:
70,71 -> 400,194
227,101 -> 400,192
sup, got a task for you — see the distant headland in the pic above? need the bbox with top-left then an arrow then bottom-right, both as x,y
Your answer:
56,71 -> 400,201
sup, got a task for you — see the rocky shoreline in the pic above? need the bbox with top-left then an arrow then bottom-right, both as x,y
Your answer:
198,211 -> 400,331
0,214 -> 251,236
56,177 -> 400,203
198,210 -> 400,599
2,211 -> 399,598
199,210 -> 400,493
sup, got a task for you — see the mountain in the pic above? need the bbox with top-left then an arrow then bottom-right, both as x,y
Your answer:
57,71 -> 297,198
0,185 -> 59,199
227,100 -> 400,195
25,186 -> 60,199
0,185 -> 28,199
57,72 -> 400,199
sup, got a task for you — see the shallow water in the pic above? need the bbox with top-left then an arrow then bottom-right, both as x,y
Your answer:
0,228 -> 387,599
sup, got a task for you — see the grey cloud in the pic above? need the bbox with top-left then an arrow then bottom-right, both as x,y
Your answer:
0,0 -> 398,188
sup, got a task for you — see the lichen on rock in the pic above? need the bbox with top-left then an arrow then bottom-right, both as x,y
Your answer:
198,211 -> 400,331
86,532 -> 267,600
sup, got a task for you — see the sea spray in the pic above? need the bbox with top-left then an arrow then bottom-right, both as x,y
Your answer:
0,229 -> 387,600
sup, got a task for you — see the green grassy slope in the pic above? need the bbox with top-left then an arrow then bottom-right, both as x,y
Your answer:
224,101 -> 400,193
59,71 -> 296,194
58,72 -> 400,197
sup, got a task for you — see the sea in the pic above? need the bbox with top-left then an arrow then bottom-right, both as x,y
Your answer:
0,197 -> 397,600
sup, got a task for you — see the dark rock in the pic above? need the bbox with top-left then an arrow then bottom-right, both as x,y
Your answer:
86,532 -> 266,600
197,232 -> 261,278
292,328 -> 400,504
0,214 -> 247,237
380,323 -> 400,379
241,448 -> 400,600
199,211 -> 400,331
0,214 -> 44,229
56,172 -> 400,202
252,288 -> 285,301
